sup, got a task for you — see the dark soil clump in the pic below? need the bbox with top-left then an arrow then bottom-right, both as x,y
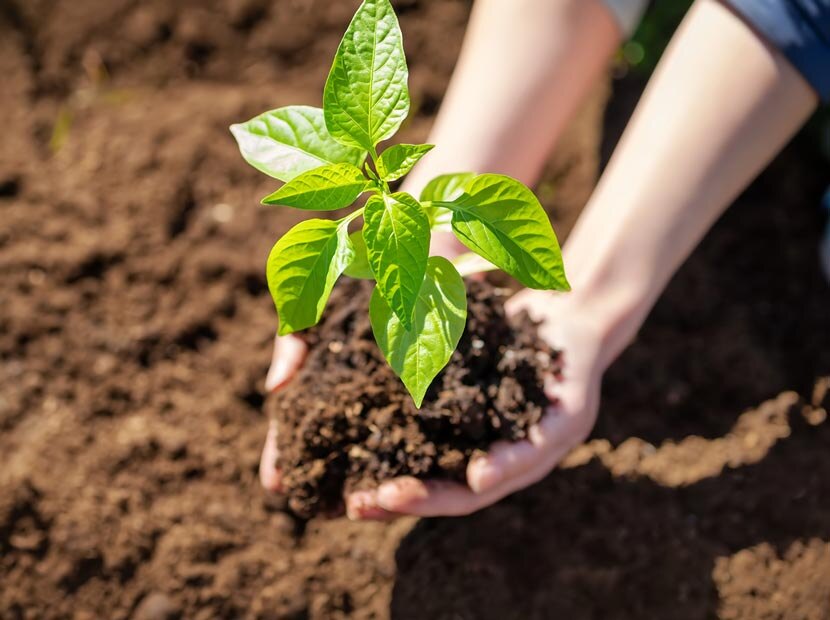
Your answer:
269,280 -> 559,517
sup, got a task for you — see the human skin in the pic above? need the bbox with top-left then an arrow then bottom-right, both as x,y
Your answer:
261,0 -> 819,519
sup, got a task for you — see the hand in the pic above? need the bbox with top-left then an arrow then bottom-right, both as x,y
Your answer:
347,288 -> 605,519
258,333 -> 306,493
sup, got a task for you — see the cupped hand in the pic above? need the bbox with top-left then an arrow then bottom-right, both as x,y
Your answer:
347,288 -> 605,519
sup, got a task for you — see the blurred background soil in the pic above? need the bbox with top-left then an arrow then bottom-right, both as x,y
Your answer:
1,0 -> 829,618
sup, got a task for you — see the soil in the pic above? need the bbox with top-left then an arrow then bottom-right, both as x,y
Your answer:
271,280 -> 556,517
1,0 -> 829,619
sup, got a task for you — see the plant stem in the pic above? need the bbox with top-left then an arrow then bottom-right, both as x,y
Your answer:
340,207 -> 365,226
420,200 -> 457,211
368,146 -> 391,194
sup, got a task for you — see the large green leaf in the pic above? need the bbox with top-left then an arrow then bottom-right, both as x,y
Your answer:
344,230 -> 374,279
267,219 -> 354,335
369,257 -> 467,407
448,174 -> 569,290
261,163 -> 370,210
363,192 -> 430,329
230,106 -> 366,182
377,144 -> 434,181
420,172 -> 474,231
323,0 -> 410,151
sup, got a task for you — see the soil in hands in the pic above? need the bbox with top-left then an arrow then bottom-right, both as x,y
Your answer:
268,280 -> 559,517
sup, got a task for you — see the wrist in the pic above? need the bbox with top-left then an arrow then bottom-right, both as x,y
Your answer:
560,265 -> 652,370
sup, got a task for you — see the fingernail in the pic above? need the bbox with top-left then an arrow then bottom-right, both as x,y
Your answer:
346,494 -> 366,520
543,374 -> 561,402
470,460 -> 501,493
265,363 -> 284,392
346,491 -> 375,521
376,483 -> 401,510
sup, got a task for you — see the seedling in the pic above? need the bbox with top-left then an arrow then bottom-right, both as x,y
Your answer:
231,0 -> 568,406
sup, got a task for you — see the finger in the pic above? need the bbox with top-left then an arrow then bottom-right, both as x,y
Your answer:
375,475 -> 544,518
375,432 -> 576,518
490,438 -> 576,497
465,440 -> 578,514
504,291 -> 542,320
265,333 -> 307,392
467,438 -> 537,493
376,477 -> 478,517
345,489 -> 399,521
468,403 -> 581,494
503,294 -> 524,318
376,461 -> 557,518
259,420 -> 283,493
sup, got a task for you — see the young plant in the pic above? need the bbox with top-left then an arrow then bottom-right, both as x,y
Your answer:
231,0 -> 568,407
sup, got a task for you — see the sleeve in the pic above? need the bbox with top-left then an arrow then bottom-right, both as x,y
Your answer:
601,0 -> 651,39
724,0 -> 830,102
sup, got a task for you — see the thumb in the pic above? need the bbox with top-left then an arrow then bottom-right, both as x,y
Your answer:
264,333 -> 308,392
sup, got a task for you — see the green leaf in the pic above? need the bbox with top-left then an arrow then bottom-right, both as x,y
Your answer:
323,0 -> 410,151
420,172 -> 474,230
376,144 -> 434,181
261,163 -> 370,210
448,174 -> 569,291
363,192 -> 430,329
420,172 -> 475,202
267,219 -> 354,335
230,106 -> 366,182
370,256 -> 467,407
344,230 -> 374,279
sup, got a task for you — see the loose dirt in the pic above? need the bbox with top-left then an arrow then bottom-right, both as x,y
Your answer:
271,281 -> 556,517
1,1 -> 829,619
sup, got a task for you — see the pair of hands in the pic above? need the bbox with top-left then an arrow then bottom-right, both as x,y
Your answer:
259,242 -> 605,519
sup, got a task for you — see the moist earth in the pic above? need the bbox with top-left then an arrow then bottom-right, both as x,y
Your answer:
270,280 -> 557,517
1,0 -> 829,618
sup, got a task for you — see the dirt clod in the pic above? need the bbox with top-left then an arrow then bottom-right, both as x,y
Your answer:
270,280 -> 557,517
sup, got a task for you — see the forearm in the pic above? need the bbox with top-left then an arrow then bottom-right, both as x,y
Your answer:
403,0 -> 621,194
565,0 -> 817,369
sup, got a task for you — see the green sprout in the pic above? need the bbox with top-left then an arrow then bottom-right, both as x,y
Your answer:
231,0 -> 568,406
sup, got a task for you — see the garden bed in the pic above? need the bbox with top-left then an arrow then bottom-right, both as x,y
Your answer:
1,1 -> 829,619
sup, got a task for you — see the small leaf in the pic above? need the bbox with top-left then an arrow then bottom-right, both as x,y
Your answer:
230,106 -> 366,181
323,0 -> 410,151
370,256 -> 467,407
448,174 -> 569,290
377,144 -> 434,181
420,172 -> 475,202
267,219 -> 354,335
261,163 -> 370,210
363,193 -> 430,329
420,172 -> 474,230
344,231 -> 374,279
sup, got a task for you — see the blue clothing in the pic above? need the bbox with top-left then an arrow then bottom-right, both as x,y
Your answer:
601,0 -> 650,37
725,0 -> 830,101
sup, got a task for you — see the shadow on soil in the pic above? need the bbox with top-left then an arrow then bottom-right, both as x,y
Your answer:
391,404 -> 830,619
390,120 -> 830,620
